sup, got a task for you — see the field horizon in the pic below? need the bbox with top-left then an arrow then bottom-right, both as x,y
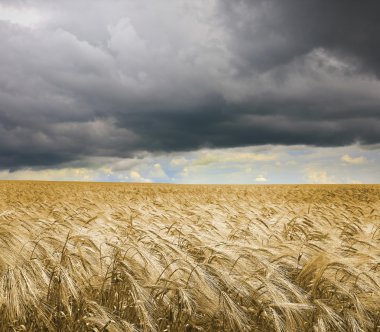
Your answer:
1,181 -> 380,331
2,179 -> 378,185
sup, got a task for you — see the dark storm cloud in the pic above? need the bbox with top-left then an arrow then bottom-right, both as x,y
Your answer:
0,0 -> 379,169
121,103 -> 380,152
218,0 -> 380,75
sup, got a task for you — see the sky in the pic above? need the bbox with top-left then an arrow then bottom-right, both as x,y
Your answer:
0,0 -> 379,184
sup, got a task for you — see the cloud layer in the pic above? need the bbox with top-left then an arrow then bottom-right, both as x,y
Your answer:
0,144 -> 378,184
0,0 -> 379,172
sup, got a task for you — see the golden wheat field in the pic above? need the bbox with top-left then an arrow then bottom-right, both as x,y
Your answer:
0,181 -> 380,332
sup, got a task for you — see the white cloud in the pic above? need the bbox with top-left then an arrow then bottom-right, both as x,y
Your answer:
341,154 -> 367,165
111,158 -> 142,171
348,179 -> 363,184
255,175 -> 267,182
180,167 -> 190,178
0,168 -> 96,181
192,150 -> 277,166
148,163 -> 168,180
306,169 -> 335,184
129,170 -> 151,183
170,157 -> 188,167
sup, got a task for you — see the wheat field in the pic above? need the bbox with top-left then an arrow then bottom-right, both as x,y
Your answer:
0,181 -> 379,331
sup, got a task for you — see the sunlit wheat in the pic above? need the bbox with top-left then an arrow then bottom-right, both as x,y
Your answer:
0,181 -> 379,331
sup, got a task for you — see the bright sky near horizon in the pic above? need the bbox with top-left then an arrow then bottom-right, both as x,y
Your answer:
0,1 -> 379,183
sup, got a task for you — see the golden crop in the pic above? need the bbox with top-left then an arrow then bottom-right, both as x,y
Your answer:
0,181 -> 379,331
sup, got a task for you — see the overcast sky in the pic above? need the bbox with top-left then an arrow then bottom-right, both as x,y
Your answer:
0,0 -> 379,183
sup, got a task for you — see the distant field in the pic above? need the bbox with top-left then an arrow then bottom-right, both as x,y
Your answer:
0,181 -> 379,331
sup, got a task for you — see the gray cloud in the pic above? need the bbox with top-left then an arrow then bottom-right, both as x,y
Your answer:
0,0 -> 379,169
218,0 -> 380,75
